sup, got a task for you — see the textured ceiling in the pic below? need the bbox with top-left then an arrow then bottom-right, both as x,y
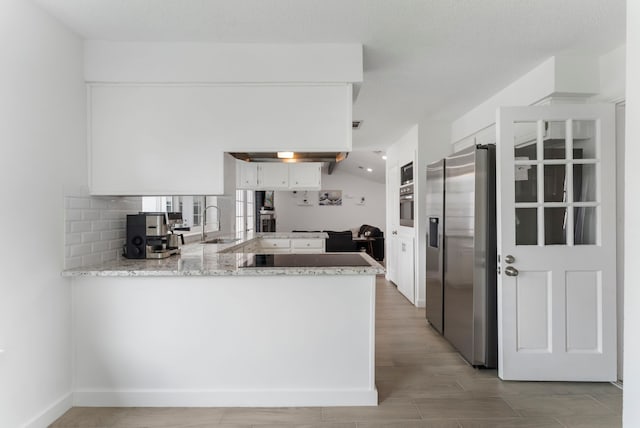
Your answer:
36,0 -> 626,150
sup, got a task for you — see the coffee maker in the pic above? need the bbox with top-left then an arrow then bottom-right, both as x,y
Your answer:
125,213 -> 181,259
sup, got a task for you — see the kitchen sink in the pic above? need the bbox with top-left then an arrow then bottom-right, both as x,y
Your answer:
204,238 -> 241,244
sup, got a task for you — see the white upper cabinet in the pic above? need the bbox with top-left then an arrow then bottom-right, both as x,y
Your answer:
258,163 -> 289,189
289,163 -> 322,189
236,160 -> 322,190
237,162 -> 258,189
88,84 -> 351,195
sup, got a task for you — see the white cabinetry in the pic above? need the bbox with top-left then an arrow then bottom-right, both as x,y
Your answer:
396,236 -> 415,303
258,163 -> 290,189
88,84 -> 350,195
254,238 -> 325,254
289,163 -> 322,189
385,136 -> 416,304
291,239 -> 325,253
237,162 -> 259,189
236,161 -> 322,190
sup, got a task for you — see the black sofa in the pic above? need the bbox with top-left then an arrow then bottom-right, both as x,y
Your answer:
356,224 -> 385,261
324,230 -> 357,252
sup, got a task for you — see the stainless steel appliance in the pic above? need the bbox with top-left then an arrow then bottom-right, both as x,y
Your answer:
125,213 -> 180,259
425,145 -> 497,368
400,161 -> 414,185
425,159 -> 445,334
399,184 -> 414,227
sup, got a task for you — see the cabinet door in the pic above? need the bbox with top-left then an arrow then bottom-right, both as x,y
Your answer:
258,163 -> 289,189
259,238 -> 291,253
237,161 -> 259,189
291,238 -> 325,253
387,236 -> 399,285
398,237 -> 415,304
289,163 -> 321,189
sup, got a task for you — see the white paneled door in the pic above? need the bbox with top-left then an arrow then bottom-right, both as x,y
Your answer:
496,104 -> 616,381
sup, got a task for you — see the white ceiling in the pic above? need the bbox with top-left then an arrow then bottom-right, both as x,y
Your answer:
334,150 -> 387,184
36,0 -> 626,150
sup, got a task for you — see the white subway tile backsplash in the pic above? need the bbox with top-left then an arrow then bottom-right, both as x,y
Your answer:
68,198 -> 91,209
100,230 -> 119,241
82,254 -> 102,266
82,210 -> 101,221
66,209 -> 82,221
82,232 -> 101,243
70,244 -> 92,257
65,256 -> 84,269
71,221 -> 92,233
64,195 -> 140,269
67,233 -> 82,245
92,221 -> 110,232
109,239 -> 124,250
102,251 -> 117,262
90,198 -> 108,209
92,241 -> 109,252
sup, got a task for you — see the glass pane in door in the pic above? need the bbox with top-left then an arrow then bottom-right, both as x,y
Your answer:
573,120 -> 597,160
543,121 -> 566,159
544,207 -> 568,245
514,122 -> 537,160
574,207 -> 597,245
515,165 -> 537,203
516,208 -> 538,245
544,165 -> 567,202
573,163 -> 597,202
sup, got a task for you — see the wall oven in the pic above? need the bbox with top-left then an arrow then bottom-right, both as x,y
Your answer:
400,184 -> 414,227
401,162 -> 414,185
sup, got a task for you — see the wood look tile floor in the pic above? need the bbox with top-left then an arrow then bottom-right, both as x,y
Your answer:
51,276 -> 622,428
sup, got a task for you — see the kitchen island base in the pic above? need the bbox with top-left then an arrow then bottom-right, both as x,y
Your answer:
71,274 -> 377,407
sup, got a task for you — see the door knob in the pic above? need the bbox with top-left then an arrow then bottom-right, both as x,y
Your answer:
504,255 -> 515,264
505,266 -> 519,277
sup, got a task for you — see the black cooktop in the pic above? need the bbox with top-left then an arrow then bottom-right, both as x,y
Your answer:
242,253 -> 371,268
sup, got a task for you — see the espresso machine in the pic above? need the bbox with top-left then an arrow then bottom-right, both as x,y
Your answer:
125,212 -> 181,259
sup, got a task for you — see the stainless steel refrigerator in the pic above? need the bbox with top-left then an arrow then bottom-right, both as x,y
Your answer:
425,145 -> 497,368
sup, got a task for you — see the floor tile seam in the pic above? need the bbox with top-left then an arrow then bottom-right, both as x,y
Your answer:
550,416 -> 571,428
582,393 -> 620,414
497,394 -> 526,418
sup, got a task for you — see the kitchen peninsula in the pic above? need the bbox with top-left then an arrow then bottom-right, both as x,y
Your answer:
63,232 -> 383,407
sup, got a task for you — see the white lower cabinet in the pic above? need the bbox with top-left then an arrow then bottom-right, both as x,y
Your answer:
250,238 -> 325,254
397,236 -> 415,303
291,238 -> 326,253
388,235 -> 415,304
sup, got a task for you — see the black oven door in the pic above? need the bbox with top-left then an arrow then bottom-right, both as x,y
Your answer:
399,195 -> 414,227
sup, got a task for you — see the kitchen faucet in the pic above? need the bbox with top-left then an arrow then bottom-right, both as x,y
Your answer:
201,198 -> 221,242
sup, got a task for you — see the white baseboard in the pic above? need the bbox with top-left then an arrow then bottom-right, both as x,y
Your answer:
23,392 -> 72,428
73,388 -> 378,407
415,298 -> 426,308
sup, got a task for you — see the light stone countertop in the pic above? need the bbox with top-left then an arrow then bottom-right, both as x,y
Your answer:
62,232 -> 385,277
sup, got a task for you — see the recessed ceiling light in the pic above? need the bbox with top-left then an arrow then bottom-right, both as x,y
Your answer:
367,168 -> 373,172
277,151 -> 294,159
382,155 -> 387,160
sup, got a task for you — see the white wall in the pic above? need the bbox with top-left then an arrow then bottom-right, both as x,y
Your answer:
274,169 -> 385,234
85,42 -> 363,83
624,2 -> 640,426
0,1 -> 86,427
